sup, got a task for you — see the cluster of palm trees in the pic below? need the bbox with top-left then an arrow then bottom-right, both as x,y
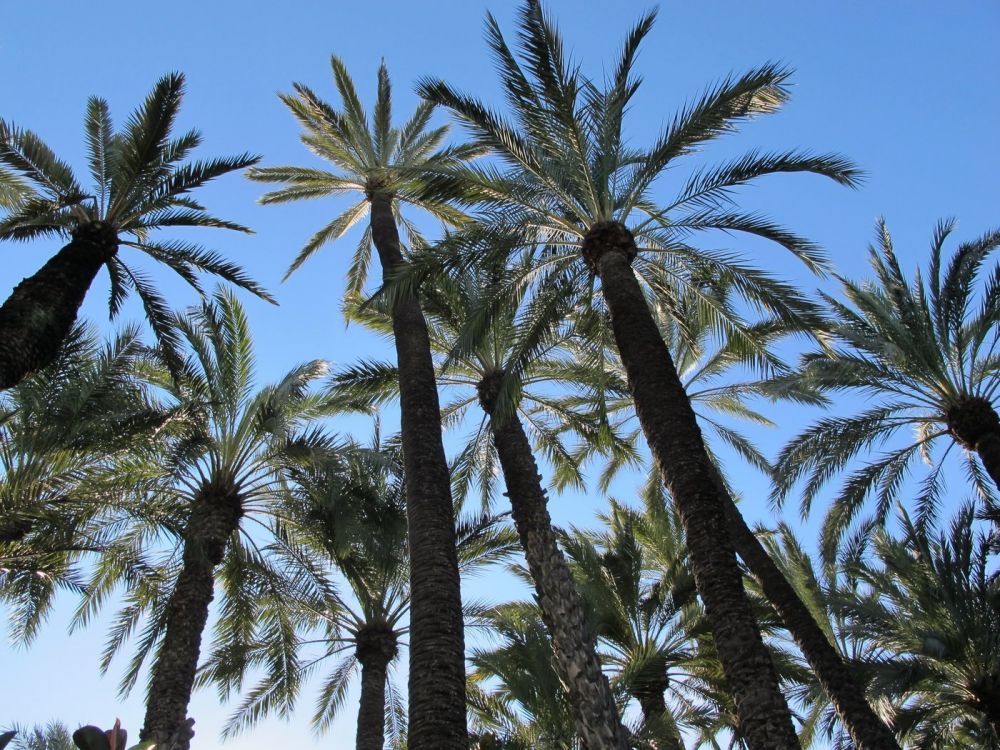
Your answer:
3,2 -> 1000,749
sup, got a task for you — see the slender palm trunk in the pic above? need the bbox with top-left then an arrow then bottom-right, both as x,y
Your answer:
716,484 -> 900,749
0,222 -> 116,390
140,485 -> 242,750
478,375 -> 630,750
368,191 -> 467,749
355,626 -> 398,750
583,221 -> 799,749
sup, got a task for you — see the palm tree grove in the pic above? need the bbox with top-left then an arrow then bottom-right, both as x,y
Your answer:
3,2 -> 999,749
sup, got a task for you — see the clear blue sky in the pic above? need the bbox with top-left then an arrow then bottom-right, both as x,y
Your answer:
2,1 -> 998,747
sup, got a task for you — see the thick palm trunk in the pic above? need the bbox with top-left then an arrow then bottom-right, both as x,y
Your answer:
716,482 -> 901,750
0,222 -> 116,390
478,377 -> 629,750
355,626 -> 398,750
140,485 -> 242,749
368,191 -> 467,749
583,221 -> 799,749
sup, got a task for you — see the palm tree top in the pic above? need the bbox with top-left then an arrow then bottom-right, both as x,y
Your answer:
248,56 -> 482,289
0,73 -> 272,352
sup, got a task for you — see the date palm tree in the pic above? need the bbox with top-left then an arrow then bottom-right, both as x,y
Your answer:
73,289 -> 332,749
418,3 -> 860,746
578,293 -> 900,750
248,58 -> 481,749
0,73 -> 269,390
774,219 -> 1000,562
335,260 -> 633,747
203,430 -> 517,750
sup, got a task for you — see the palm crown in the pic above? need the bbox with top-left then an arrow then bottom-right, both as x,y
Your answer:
0,73 -> 269,377
249,56 -> 481,298
417,1 -> 859,345
774,219 -> 1000,562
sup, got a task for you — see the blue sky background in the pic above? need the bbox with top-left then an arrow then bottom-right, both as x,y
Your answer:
2,1 -> 999,746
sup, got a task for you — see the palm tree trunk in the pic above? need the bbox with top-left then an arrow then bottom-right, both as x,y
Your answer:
0,222 -> 116,390
946,396 -> 1000,491
479,378 -> 630,750
716,483 -> 901,749
355,627 -> 398,750
583,221 -> 799,749
368,191 -> 467,749
140,486 -> 242,750
976,434 -> 1000,491
635,683 -> 683,750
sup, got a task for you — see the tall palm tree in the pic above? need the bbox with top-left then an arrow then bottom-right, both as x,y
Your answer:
336,260 -> 633,747
73,289 -> 332,749
0,74 -> 269,390
837,507 -> 1000,747
578,295 -> 900,750
248,58 -> 481,748
418,3 -> 859,746
774,219 -> 1000,562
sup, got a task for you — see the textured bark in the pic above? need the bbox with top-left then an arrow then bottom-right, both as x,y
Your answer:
584,221 -> 799,749
355,625 -> 398,750
140,484 -> 242,749
479,374 -> 629,750
0,221 -> 117,390
368,191 -> 467,749
717,482 -> 900,749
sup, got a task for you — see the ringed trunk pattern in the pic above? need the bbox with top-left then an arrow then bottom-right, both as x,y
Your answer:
368,191 -> 467,749
478,373 -> 630,750
355,625 -> 398,750
583,220 -> 799,749
0,221 -> 117,390
140,483 -> 242,749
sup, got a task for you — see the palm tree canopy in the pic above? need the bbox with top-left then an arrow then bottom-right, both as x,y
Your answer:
248,56 -> 482,298
773,219 -> 1000,562
0,73 -> 271,351
415,0 -> 859,347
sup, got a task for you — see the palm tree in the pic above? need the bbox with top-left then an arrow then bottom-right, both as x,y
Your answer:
0,73 -> 269,391
578,296 -> 900,750
335,260 -> 633,747
836,507 -> 1000,747
71,289 -> 331,749
0,322 -> 169,643
418,3 -> 859,745
202,428 -> 518,750
248,58 -> 481,748
0,722 -> 74,750
561,499 -> 701,750
774,219 -> 1000,562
